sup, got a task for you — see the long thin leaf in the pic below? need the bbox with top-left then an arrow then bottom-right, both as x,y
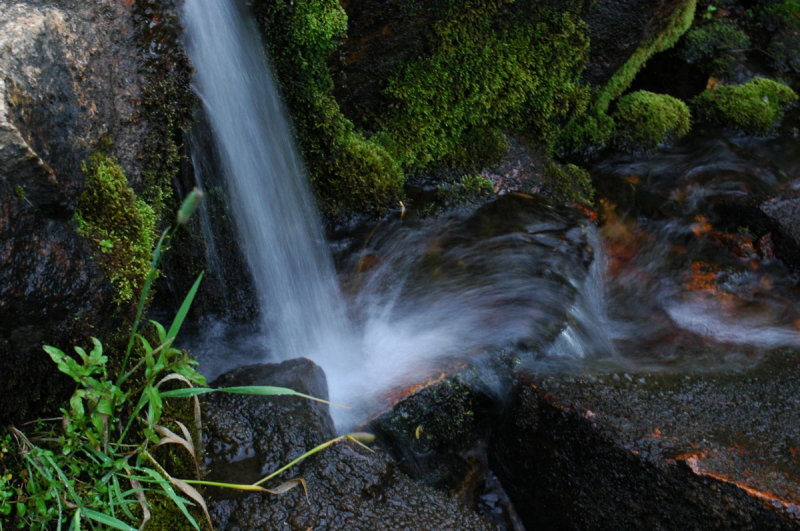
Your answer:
139,454 -> 200,530
81,509 -> 137,531
166,272 -> 204,343
159,385 -> 348,408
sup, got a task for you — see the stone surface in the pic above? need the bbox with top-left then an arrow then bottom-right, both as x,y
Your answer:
492,351 -> 800,529
0,0 -> 151,423
202,358 -> 494,530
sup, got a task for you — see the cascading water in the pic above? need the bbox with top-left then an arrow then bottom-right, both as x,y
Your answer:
181,0 -> 800,431
181,0 -> 353,363
181,0 -> 596,429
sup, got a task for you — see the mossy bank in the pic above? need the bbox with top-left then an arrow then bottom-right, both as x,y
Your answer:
251,0 -> 699,218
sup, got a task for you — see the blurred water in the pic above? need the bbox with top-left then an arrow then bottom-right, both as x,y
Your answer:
182,0 -> 800,429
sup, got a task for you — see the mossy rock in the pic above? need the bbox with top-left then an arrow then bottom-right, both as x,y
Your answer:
680,20 -> 750,76
692,77 -> 798,135
612,90 -> 691,151
544,160 -> 595,205
75,153 -> 157,306
561,0 -> 697,153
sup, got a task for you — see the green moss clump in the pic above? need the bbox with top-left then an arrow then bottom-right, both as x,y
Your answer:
378,0 -> 590,169
76,153 -> 157,305
612,91 -> 691,151
561,0 -> 697,151
255,0 -> 403,216
692,77 -> 798,134
543,160 -> 594,205
680,20 -> 750,76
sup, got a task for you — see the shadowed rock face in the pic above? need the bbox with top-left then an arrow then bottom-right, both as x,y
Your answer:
491,351 -> 800,529
0,1 -> 149,423
584,0 -> 691,85
203,358 -> 494,530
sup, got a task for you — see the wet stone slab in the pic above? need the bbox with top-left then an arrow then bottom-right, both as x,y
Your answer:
492,350 -> 800,529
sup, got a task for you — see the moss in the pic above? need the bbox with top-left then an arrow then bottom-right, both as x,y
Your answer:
76,153 -> 157,306
680,20 -> 750,76
377,0 -> 590,169
692,77 -> 798,134
544,160 -> 594,205
612,91 -> 691,151
561,0 -> 697,151
254,0 -> 403,217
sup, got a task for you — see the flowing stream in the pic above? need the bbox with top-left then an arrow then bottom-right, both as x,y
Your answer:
182,0 -> 800,429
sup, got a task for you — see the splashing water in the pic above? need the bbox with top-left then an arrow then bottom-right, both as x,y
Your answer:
182,0 -> 800,429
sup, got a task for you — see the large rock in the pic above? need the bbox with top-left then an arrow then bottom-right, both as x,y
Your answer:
492,351 -> 800,528
202,358 -> 494,530
0,0 -> 167,423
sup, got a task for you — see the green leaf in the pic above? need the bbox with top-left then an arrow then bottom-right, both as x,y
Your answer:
166,272 -> 204,344
137,467 -> 199,530
159,385 -> 346,408
82,508 -> 138,531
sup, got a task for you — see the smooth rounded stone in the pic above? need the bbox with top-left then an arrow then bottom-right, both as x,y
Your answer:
202,359 -> 494,530
491,350 -> 800,529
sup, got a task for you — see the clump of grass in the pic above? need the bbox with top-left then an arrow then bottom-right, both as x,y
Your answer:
612,91 -> 692,151
692,77 -> 798,135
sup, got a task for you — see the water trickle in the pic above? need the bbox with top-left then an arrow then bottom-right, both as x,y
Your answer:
182,0 -> 353,362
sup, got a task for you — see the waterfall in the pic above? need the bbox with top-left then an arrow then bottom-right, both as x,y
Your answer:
181,0 -> 352,362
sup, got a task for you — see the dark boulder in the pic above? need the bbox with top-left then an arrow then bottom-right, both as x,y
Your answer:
202,358 -> 494,530
492,351 -> 800,528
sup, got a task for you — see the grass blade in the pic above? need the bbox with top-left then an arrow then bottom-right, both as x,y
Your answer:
82,509 -> 138,531
166,272 -> 204,343
159,385 -> 349,408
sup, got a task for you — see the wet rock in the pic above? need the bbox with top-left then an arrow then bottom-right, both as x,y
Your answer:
0,0 -> 150,424
757,193 -> 800,268
203,358 -> 494,530
492,351 -> 800,528
368,357 -> 524,529
584,0 -> 693,86
714,190 -> 800,271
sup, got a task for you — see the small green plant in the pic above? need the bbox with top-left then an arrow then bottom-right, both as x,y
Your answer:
612,91 -> 692,151
692,77 -> 798,135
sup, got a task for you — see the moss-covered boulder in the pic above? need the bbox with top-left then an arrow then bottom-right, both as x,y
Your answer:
612,90 -> 692,151
692,77 -> 798,135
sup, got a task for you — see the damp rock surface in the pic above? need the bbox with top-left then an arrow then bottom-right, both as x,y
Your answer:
203,359 -> 494,530
492,351 -> 800,529
0,0 -> 147,424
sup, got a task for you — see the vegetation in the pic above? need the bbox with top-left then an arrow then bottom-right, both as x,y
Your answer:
543,160 -> 595,206
757,0 -> 800,74
561,0 -> 698,152
76,153 -> 158,305
612,91 -> 692,151
680,20 -> 750,76
692,77 -> 798,134
376,0 -> 590,168
256,0 -> 403,216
